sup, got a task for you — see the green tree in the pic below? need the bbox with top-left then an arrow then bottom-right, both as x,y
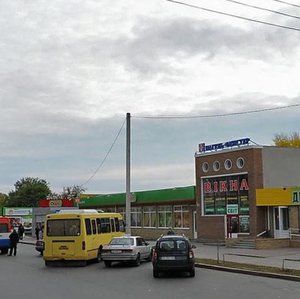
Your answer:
49,185 -> 86,201
0,193 -> 8,207
273,132 -> 300,148
7,177 -> 51,207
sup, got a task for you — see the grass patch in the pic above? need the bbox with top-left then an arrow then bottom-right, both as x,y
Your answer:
195,258 -> 300,277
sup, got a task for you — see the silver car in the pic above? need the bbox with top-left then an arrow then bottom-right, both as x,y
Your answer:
102,235 -> 152,267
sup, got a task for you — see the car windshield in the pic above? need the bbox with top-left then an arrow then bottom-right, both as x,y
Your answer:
110,238 -> 134,246
159,240 -> 187,251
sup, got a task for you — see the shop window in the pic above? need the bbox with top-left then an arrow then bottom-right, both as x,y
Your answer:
239,216 -> 250,233
143,206 -> 157,228
131,207 -> 142,227
158,206 -> 172,228
174,205 -> 189,228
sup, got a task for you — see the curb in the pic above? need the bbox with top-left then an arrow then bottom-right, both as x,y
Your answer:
196,263 -> 300,282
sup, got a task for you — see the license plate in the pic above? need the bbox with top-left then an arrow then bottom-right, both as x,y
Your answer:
161,256 -> 175,260
112,250 -> 122,254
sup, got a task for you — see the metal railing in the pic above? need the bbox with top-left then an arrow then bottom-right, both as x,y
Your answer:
222,253 -> 265,263
289,228 -> 300,239
256,230 -> 267,238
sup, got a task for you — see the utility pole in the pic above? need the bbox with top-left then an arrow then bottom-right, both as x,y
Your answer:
125,112 -> 131,234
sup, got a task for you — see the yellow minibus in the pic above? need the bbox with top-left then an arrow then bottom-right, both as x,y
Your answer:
43,209 -> 125,266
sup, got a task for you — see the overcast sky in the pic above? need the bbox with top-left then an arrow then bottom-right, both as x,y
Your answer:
1,0 -> 300,195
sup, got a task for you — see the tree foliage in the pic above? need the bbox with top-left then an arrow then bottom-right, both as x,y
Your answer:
49,185 -> 86,200
0,193 -> 8,207
7,177 -> 51,207
273,132 -> 300,148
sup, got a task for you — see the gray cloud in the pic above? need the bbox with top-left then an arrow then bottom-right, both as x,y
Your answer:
110,16 -> 300,76
0,1 -> 299,194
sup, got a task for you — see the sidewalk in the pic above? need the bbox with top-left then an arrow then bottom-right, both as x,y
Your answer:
192,242 -> 300,270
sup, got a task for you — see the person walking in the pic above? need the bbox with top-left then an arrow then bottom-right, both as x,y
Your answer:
8,229 -> 19,256
18,224 -> 25,240
35,225 -> 40,240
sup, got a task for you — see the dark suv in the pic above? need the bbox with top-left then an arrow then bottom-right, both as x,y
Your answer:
152,235 -> 196,278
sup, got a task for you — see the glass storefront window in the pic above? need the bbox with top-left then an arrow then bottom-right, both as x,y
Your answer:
239,216 -> 250,233
143,206 -> 157,228
158,206 -> 172,228
174,205 -> 189,228
131,207 -> 142,227
202,174 -> 249,216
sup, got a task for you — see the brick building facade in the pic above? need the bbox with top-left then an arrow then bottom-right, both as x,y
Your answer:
195,139 -> 300,244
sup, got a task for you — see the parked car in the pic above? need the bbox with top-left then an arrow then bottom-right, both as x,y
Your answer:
152,234 -> 196,278
35,240 -> 44,255
101,235 -> 152,267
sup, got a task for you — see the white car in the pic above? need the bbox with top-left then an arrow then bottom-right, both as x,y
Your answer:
101,235 -> 152,267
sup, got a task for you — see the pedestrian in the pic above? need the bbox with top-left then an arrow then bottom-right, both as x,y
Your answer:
18,224 -> 25,240
167,228 -> 175,235
35,225 -> 40,240
38,225 -> 44,240
8,229 -> 19,256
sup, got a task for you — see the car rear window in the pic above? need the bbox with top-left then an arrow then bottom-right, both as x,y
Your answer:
110,238 -> 134,246
159,240 -> 188,251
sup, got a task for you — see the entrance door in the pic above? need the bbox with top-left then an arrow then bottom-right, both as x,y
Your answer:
193,211 -> 197,239
227,215 -> 239,238
274,206 -> 289,239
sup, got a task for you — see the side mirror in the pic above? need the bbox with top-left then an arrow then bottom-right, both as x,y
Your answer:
191,244 -> 196,249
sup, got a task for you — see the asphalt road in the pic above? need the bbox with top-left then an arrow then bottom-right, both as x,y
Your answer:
1,243 -> 300,299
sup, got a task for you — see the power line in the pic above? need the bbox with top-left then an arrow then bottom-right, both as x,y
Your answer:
80,118 -> 126,187
133,103 -> 300,119
166,0 -> 300,32
224,0 -> 300,20
270,0 -> 300,9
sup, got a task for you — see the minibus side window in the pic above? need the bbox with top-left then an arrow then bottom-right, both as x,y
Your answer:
96,218 -> 101,234
85,219 -> 92,235
92,219 -> 97,234
119,220 -> 125,232
115,218 -> 120,232
100,218 -> 110,233
110,219 -> 115,232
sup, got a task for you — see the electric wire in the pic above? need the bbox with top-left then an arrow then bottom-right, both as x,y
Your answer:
80,118 -> 126,187
166,0 -> 300,32
132,103 -> 300,119
270,0 -> 300,9
224,0 -> 300,19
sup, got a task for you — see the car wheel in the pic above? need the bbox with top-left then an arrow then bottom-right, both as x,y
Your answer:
104,261 -> 111,267
153,268 -> 159,278
190,269 -> 195,277
134,254 -> 141,266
